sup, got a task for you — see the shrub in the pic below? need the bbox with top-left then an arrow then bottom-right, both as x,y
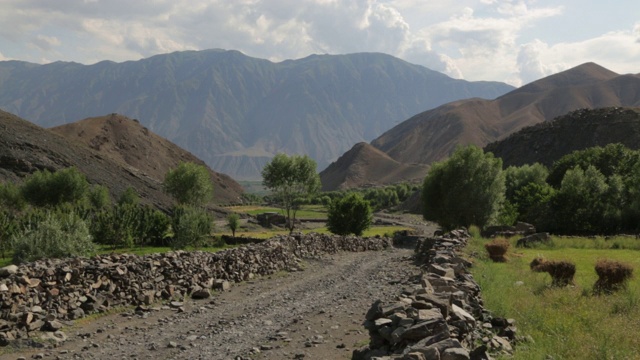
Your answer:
118,187 -> 139,206
12,211 -> 95,264
170,206 -> 213,249
529,257 -> 576,287
484,238 -> 510,262
594,259 -> 633,294
327,192 -> 373,236
21,167 -> 89,207
0,182 -> 25,211
227,213 -> 240,238
91,204 -> 138,248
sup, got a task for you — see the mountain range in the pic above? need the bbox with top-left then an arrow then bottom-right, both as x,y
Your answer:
0,50 -> 513,180
320,62 -> 640,190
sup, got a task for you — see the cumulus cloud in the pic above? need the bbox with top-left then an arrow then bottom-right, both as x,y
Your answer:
0,0 -> 637,85
30,35 -> 61,51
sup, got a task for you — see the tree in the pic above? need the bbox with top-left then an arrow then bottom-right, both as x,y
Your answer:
21,167 -> 89,207
422,145 -> 505,230
261,153 -> 321,234
327,192 -> 372,236
88,185 -> 111,210
163,162 -> 213,206
227,213 -> 240,238
170,205 -> 213,249
118,187 -> 139,205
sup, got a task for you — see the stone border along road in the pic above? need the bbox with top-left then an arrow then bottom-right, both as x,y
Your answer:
1,245 -> 428,360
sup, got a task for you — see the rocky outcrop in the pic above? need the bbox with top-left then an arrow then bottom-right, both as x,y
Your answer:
0,233 -> 392,345
354,229 -> 517,360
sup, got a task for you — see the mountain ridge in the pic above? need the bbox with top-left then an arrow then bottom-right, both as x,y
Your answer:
0,49 -> 514,180
0,110 -> 243,210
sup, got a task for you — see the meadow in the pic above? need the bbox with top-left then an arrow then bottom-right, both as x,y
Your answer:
465,230 -> 640,359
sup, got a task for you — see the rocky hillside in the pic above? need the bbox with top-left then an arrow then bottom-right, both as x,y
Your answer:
319,142 -> 428,191
0,50 -> 513,179
484,107 -> 640,167
0,110 -> 242,209
50,113 -> 243,204
371,63 -> 640,166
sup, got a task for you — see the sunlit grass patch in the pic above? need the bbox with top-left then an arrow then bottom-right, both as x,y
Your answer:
465,234 -> 640,359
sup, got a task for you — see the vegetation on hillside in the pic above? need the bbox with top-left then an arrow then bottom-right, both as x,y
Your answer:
422,143 -> 640,235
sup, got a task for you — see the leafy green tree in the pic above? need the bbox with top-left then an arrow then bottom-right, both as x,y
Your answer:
513,182 -> 555,226
551,165 -> 611,234
504,163 -> 548,202
88,185 -> 111,210
327,192 -> 373,236
118,187 -> 139,206
422,145 -> 505,230
0,182 -> 25,211
261,154 -> 320,234
227,213 -> 240,238
163,162 -> 213,206
170,205 -> 213,249
21,167 -> 89,207
548,144 -> 640,187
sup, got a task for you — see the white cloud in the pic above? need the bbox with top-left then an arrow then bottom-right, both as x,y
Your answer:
30,34 -> 61,51
0,0 -> 637,86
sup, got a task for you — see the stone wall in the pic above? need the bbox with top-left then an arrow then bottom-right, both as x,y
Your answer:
0,233 -> 392,345
354,229 -> 516,360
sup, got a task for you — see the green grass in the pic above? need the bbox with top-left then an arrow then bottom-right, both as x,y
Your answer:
228,205 -> 328,219
466,234 -> 640,359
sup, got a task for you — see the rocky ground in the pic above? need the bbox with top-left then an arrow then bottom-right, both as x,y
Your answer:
0,220 -> 437,360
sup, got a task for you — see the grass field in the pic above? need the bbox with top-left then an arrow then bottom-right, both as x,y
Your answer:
465,231 -> 640,359
228,204 -> 328,219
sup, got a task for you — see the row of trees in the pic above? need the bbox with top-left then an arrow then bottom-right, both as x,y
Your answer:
422,143 -> 640,235
0,162 -> 218,263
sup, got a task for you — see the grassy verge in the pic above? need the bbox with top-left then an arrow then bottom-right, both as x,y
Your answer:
465,231 -> 640,359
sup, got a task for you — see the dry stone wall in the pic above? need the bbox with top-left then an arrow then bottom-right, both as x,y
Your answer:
354,229 -> 517,360
0,233 -> 392,345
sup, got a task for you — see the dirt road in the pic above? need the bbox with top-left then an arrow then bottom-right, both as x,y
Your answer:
2,243 -> 434,359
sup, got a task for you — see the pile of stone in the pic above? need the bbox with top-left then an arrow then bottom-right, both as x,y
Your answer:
481,222 -> 536,239
0,233 -> 392,344
354,229 -> 516,360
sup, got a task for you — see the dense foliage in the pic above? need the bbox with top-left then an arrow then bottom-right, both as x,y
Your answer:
12,211 -> 95,264
21,167 -> 89,207
170,205 -> 213,249
327,192 -> 372,236
261,153 -> 321,234
422,145 -> 505,230
0,166 -> 218,264
425,143 -> 640,235
163,162 -> 214,206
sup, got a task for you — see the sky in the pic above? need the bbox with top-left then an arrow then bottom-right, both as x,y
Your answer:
0,0 -> 638,86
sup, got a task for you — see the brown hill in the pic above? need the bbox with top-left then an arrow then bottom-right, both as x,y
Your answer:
50,113 -> 243,205
0,110 -> 242,211
484,107 -> 640,167
371,63 -> 640,167
319,142 -> 429,191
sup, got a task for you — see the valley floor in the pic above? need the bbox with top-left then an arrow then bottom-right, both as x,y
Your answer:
1,220 -> 437,360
